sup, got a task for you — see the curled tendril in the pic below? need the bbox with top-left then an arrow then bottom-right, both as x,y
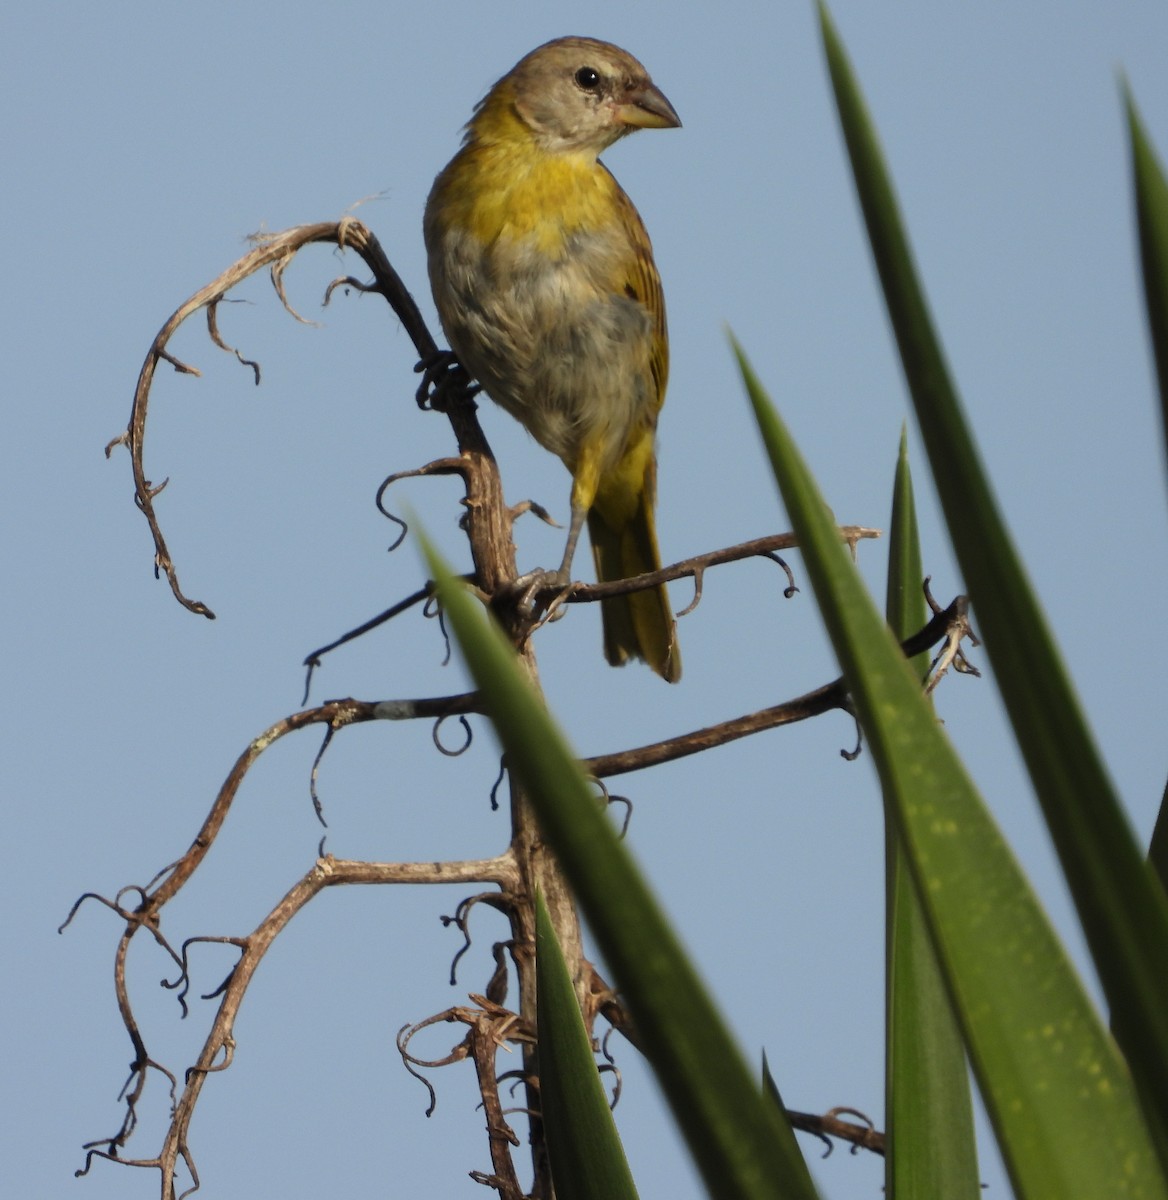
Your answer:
599,1028 -> 623,1108
206,298 -> 262,382
597,1062 -> 623,1109
440,893 -> 507,985
588,777 -> 632,837
676,565 -> 704,618
811,1128 -> 835,1158
761,550 -> 798,598
396,1012 -> 479,1117
488,759 -> 507,812
433,714 -> 473,757
441,903 -> 475,986
184,1037 -> 235,1081
374,458 -> 469,552
58,888 -> 145,934
608,794 -> 632,838
840,705 -> 863,762
164,936 -> 246,1017
396,1024 -> 441,1117
423,595 -> 453,666
496,1068 -> 533,1100
309,725 -> 337,828
374,475 -> 409,552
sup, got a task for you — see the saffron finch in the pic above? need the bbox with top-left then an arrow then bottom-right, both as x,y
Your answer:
425,36 -> 682,681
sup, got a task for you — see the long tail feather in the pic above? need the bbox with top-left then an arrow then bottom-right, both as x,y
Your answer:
588,490 -> 680,683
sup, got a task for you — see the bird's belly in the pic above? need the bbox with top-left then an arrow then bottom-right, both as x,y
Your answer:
433,229 -> 655,470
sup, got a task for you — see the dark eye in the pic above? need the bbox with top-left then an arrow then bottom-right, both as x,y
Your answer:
574,66 -> 601,91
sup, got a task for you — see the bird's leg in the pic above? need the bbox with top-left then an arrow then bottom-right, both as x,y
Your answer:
553,501 -> 587,585
511,454 -> 598,614
511,500 -> 586,615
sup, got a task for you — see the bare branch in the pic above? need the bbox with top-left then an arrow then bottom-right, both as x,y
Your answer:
301,584 -> 433,703
80,852 -> 518,1197
561,527 -> 878,607
107,220 -> 446,619
584,595 -> 973,778
140,695 -> 481,911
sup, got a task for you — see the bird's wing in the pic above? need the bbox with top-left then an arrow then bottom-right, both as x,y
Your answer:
606,171 -> 669,414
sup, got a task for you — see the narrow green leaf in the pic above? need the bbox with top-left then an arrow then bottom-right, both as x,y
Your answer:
760,1053 -> 785,1110
1150,777 -> 1168,897
535,889 -> 640,1200
418,533 -> 820,1200
1125,82 -> 1168,978
883,432 -> 979,1200
1124,86 -> 1168,476
735,336 -> 1167,1199
819,1 -> 1168,1165
884,428 -> 929,678
758,1052 -> 818,1177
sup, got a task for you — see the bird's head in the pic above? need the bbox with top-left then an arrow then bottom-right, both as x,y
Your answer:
470,36 -> 680,155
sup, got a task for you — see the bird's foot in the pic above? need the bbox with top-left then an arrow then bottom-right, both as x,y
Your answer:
510,567 -> 574,620
414,350 -> 480,411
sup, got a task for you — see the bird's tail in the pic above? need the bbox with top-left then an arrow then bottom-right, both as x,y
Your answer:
588,475 -> 681,683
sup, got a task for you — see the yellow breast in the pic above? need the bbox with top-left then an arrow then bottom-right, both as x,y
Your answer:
432,136 -> 620,259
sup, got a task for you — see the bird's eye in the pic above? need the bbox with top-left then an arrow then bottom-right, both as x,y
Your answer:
574,66 -> 601,91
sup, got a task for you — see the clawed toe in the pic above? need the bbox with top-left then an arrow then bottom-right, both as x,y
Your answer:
511,568 -> 572,617
414,350 -> 480,411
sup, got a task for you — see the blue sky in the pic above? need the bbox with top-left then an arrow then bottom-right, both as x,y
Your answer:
4,3 -> 1167,1197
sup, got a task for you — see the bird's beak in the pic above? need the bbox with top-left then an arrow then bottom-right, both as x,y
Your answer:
616,81 -> 681,130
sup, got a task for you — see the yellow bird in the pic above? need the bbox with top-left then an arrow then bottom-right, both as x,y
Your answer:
424,36 -> 682,682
